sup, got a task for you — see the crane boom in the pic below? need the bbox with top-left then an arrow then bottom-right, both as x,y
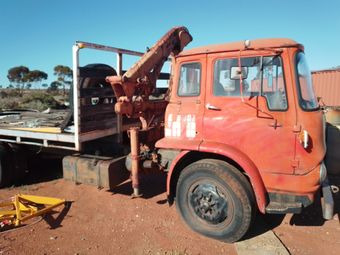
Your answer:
106,26 -> 192,118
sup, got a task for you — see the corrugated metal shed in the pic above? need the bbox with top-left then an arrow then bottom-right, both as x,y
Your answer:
312,68 -> 340,107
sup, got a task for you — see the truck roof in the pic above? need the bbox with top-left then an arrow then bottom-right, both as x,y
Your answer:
179,38 -> 303,56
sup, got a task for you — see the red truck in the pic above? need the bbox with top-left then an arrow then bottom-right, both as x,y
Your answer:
0,27 -> 333,242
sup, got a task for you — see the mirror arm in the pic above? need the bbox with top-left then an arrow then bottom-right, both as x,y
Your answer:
260,56 -> 263,96
242,100 -> 274,120
238,50 -> 245,102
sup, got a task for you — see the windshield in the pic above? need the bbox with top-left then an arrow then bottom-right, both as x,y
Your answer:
295,52 -> 319,110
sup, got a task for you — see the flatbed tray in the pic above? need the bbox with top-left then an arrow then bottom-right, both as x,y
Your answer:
0,110 -> 70,132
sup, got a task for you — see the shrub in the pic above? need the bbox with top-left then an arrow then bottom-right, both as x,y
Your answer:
21,92 -> 58,111
0,97 -> 20,110
7,89 -> 22,97
0,90 -> 62,111
0,91 -> 8,99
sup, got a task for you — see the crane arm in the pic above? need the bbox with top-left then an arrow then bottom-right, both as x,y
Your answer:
106,26 -> 192,117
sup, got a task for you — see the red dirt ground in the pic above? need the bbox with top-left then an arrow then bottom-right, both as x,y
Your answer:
0,163 -> 339,255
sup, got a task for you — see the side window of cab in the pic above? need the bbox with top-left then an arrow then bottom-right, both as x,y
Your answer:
178,62 -> 201,97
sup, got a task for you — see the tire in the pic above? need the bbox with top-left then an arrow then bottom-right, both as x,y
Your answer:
175,159 -> 254,243
0,143 -> 12,187
61,64 -> 117,129
79,63 -> 117,89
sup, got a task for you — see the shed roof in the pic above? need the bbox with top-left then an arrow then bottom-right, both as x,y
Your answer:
312,69 -> 340,107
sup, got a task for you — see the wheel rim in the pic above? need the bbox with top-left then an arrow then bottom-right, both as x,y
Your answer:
188,180 -> 234,226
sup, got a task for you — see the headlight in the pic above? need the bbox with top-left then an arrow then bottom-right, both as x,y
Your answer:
320,162 -> 327,183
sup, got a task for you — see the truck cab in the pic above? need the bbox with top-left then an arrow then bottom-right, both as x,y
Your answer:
156,38 -> 331,242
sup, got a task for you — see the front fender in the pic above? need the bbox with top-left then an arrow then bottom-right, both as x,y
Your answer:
199,141 -> 267,213
166,150 -> 190,197
166,142 -> 267,213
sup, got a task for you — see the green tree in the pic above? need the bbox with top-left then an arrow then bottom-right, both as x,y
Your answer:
54,65 -> 72,95
7,66 -> 30,94
7,66 -> 48,93
27,70 -> 48,89
49,81 -> 61,92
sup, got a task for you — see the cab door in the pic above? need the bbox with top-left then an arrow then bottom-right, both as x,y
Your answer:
202,51 -> 296,174
163,54 -> 206,149
293,50 -> 326,175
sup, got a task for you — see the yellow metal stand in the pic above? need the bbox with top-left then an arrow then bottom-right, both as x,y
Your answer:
0,194 -> 65,227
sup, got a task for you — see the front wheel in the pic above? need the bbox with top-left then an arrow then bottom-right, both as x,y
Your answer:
175,159 -> 254,243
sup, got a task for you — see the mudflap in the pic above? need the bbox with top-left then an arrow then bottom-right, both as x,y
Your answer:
62,155 -> 130,189
321,177 -> 334,220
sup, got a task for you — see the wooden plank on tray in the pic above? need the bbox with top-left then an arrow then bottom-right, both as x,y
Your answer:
7,127 -> 62,133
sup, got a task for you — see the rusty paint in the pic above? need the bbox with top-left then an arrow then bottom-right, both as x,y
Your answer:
106,26 -> 192,119
129,127 -> 141,196
160,41 -> 325,211
179,38 -> 303,57
91,28 -> 326,219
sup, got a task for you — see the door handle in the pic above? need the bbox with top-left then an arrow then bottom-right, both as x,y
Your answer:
206,103 -> 221,111
269,119 -> 282,129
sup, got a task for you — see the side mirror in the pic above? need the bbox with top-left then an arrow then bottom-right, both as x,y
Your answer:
230,66 -> 248,80
317,96 -> 326,108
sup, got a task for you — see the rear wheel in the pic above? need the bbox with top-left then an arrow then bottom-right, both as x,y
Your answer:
176,159 -> 254,243
0,143 -> 12,187
0,143 -> 28,187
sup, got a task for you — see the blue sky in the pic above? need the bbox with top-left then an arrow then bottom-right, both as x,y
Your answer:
0,0 -> 339,87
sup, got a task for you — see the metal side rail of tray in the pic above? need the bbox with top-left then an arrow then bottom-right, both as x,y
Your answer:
0,128 -> 75,150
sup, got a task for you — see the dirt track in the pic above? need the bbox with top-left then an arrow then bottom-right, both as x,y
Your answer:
0,159 -> 340,255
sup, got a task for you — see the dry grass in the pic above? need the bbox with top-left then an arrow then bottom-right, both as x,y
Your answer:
0,89 -> 68,111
